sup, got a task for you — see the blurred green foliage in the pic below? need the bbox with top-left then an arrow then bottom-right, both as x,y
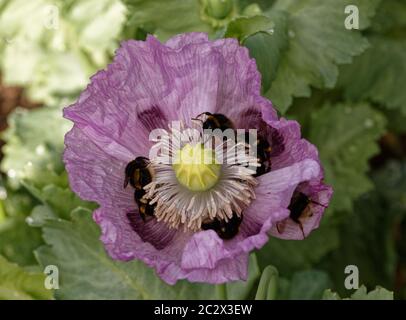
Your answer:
0,0 -> 125,106
0,255 -> 53,299
0,0 -> 405,300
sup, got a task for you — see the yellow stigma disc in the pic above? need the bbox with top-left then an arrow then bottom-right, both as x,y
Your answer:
172,144 -> 221,192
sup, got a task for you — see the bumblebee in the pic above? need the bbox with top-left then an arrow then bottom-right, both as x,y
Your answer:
193,112 -> 235,131
277,191 -> 327,238
254,136 -> 272,176
193,112 -> 274,176
124,156 -> 153,189
201,213 -> 242,240
134,188 -> 156,221
243,132 -> 272,176
124,156 -> 155,221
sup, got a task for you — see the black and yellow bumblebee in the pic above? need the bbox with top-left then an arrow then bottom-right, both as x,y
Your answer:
277,191 -> 327,238
124,156 -> 156,221
193,112 -> 235,131
242,130 -> 273,176
247,134 -> 272,176
193,112 -> 272,176
201,213 -> 242,240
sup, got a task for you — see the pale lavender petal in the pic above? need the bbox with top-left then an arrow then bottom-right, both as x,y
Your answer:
266,118 -> 321,174
269,182 -> 333,240
240,159 -> 322,236
63,32 -> 331,285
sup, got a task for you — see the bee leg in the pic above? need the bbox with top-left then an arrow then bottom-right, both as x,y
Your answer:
138,205 -> 147,222
310,200 -> 328,208
191,117 -> 204,125
276,222 -> 284,234
124,160 -> 138,188
299,222 -> 305,239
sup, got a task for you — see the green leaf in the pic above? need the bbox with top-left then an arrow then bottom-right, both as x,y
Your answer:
0,216 -> 43,266
1,107 -> 70,189
335,0 -> 406,114
238,0 -> 275,12
0,201 -> 5,224
309,103 -> 387,213
27,205 -> 56,228
35,208 -> 216,300
255,265 -> 278,300
322,289 -> 340,300
0,255 -> 52,300
265,0 -> 380,113
288,270 -> 331,300
370,0 -> 406,33
123,0 -> 212,41
41,185 -> 97,217
319,161 -> 406,294
257,224 -> 339,275
225,14 -> 279,42
373,161 -> 406,213
24,184 -> 97,221
0,188 -> 42,266
225,11 -> 289,93
340,36 -> 406,114
319,194 -> 397,294
351,286 -> 394,300
323,285 -> 394,300
226,254 -> 261,299
66,0 -> 125,66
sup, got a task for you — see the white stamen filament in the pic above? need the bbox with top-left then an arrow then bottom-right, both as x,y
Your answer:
143,123 -> 260,231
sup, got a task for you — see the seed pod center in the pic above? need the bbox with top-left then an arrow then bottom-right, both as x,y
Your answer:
172,143 -> 221,192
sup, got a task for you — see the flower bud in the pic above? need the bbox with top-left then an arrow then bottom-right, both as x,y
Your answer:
204,0 -> 233,20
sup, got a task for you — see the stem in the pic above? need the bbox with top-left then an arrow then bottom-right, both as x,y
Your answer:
216,283 -> 228,300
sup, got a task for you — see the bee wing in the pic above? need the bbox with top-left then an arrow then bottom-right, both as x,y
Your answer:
299,205 -> 314,221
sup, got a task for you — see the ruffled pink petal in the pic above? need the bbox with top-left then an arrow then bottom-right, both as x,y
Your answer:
63,32 -> 331,285
165,32 -> 210,49
269,182 -> 333,240
165,33 -> 273,124
64,125 -> 134,206
177,159 -> 321,282
94,206 -> 193,281
266,118 -> 321,175
239,159 -> 322,238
